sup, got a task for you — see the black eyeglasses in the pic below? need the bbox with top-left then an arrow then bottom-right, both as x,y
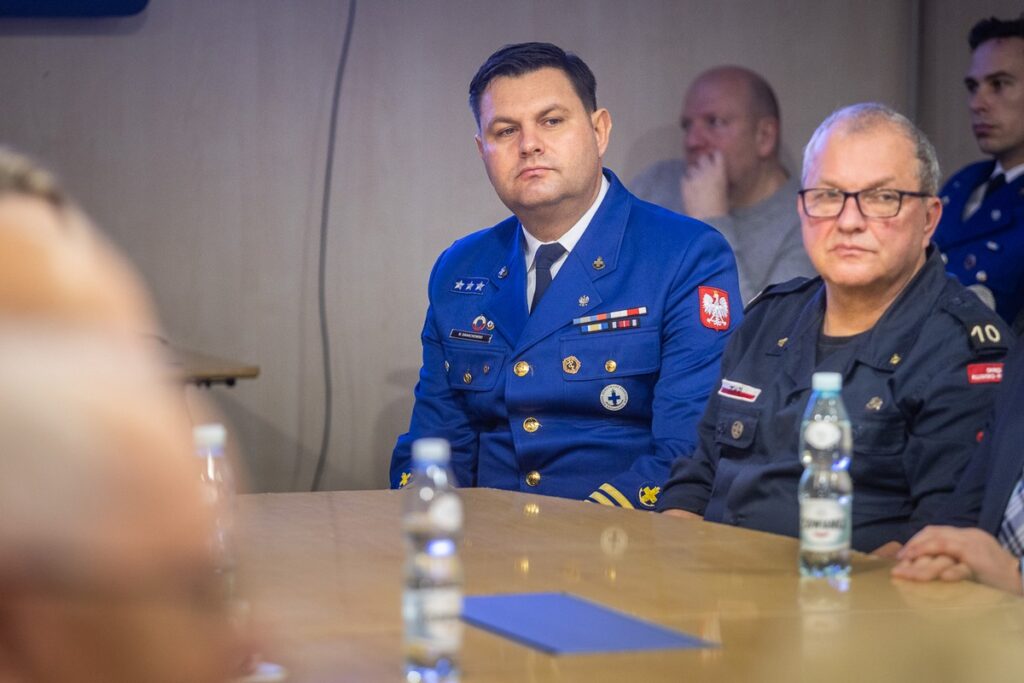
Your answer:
798,188 -> 932,219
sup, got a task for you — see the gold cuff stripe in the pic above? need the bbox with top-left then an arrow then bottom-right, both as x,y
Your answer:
599,483 -> 635,509
588,491 -> 616,507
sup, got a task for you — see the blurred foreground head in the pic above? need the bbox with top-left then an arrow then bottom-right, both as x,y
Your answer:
0,148 -> 159,336
0,332 -> 242,683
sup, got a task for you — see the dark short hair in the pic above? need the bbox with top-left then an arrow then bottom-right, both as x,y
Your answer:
969,13 -> 1024,50
468,42 -> 597,127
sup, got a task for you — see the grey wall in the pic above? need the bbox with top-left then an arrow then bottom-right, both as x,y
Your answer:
0,0 -> 1010,492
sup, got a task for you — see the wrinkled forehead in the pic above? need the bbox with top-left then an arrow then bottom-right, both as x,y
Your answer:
683,73 -> 752,117
479,67 -> 583,125
807,123 -> 917,186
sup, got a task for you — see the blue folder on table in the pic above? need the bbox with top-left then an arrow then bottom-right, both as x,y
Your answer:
461,592 -> 715,655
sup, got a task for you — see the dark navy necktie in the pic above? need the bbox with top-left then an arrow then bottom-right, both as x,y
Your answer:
531,242 -> 566,312
983,173 -> 1006,202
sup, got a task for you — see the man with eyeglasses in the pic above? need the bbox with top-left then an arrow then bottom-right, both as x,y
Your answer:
934,14 -> 1024,332
657,103 -> 1012,556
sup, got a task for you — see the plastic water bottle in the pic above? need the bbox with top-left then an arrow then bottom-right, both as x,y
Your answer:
798,372 -> 853,577
194,423 -> 235,574
402,438 -> 463,683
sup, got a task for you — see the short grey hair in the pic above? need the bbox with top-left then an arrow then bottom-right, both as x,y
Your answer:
0,147 -> 68,209
801,103 -> 941,195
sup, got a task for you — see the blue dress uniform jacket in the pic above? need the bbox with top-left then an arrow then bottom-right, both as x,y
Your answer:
941,341 -> 1024,534
934,161 -> 1024,327
391,170 -> 741,509
656,249 -> 1012,551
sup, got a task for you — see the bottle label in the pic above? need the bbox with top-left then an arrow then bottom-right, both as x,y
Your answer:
404,587 -> 463,652
429,493 -> 463,534
800,499 -> 848,552
804,421 -> 841,450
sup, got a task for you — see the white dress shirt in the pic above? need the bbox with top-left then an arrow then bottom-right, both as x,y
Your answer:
963,161 -> 1024,219
522,175 -> 609,312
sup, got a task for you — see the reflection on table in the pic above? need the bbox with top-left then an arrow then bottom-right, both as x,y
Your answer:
236,489 -> 1024,682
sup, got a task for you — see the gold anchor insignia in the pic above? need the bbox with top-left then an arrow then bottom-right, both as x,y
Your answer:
578,295 -> 590,307
562,355 -> 581,374
866,396 -> 883,411
592,256 -> 605,270
889,353 -> 902,366
777,337 -> 788,348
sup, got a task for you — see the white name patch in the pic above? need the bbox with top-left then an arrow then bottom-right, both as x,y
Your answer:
718,378 -> 762,403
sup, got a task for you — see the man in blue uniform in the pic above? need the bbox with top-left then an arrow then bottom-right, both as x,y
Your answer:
390,43 -> 741,509
657,103 -> 1012,553
893,342 -> 1024,594
933,14 -> 1024,331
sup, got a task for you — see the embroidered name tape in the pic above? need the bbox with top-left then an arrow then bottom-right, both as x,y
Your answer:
573,306 -> 647,326
967,362 -> 1003,384
452,277 -> 488,294
450,329 -> 492,344
718,378 -> 761,402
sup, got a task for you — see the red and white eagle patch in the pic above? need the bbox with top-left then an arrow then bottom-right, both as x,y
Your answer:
699,286 -> 730,330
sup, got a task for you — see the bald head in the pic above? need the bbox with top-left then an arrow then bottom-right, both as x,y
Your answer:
681,65 -> 786,206
688,66 -> 780,122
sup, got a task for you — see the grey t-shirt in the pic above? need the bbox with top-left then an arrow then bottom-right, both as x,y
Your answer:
630,159 -> 815,304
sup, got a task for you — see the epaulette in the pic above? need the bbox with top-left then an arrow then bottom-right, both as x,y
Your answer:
744,276 -> 819,313
941,293 -> 1011,355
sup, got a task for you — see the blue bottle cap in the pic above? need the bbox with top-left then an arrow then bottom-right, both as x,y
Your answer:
412,437 -> 451,464
811,372 -> 842,392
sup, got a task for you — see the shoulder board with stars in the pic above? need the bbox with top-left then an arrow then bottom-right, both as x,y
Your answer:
451,277 -> 489,295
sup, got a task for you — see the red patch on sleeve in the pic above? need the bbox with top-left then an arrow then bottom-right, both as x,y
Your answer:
967,362 -> 1003,384
699,286 -> 730,331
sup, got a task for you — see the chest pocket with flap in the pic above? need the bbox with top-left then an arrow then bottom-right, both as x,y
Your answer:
443,344 -> 506,392
558,329 -> 661,381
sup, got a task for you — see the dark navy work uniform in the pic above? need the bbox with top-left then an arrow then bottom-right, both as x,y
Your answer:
657,248 -> 1013,551
391,171 -> 741,510
934,161 -> 1024,329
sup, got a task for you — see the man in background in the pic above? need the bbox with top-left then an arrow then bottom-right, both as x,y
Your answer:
934,14 -> 1024,331
631,66 -> 814,303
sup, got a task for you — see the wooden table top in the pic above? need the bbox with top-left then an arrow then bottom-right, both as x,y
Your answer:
236,489 -> 1024,682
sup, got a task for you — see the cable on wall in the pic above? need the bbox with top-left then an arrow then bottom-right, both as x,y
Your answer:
311,0 -> 358,492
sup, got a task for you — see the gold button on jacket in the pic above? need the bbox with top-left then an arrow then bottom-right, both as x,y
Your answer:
525,470 -> 541,486
523,417 -> 540,433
